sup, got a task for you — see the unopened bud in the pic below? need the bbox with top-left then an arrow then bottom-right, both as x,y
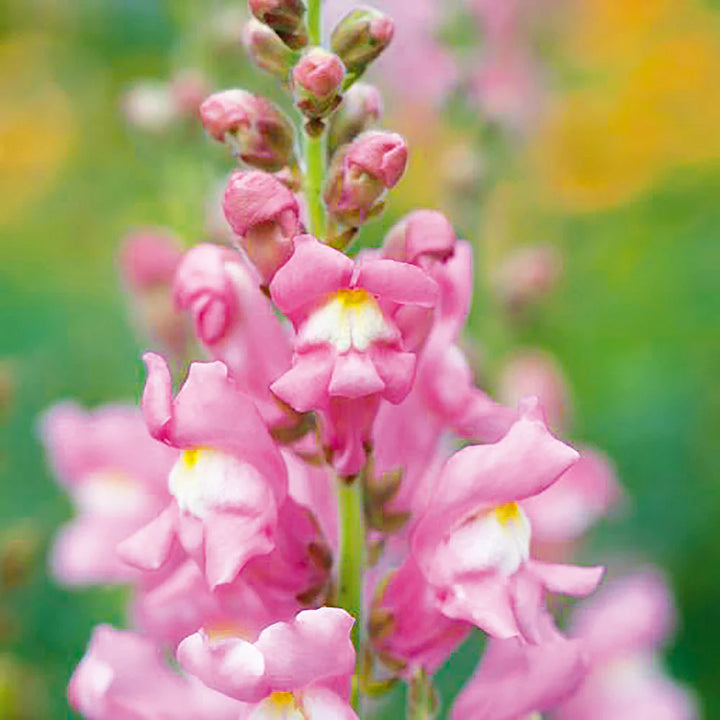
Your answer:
324,130 -> 407,226
327,82 -> 382,156
243,18 -> 295,79
331,8 -> 394,74
383,210 -> 456,266
292,47 -> 345,119
492,245 -> 562,312
223,170 -> 300,283
249,0 -> 308,49
200,90 -> 295,172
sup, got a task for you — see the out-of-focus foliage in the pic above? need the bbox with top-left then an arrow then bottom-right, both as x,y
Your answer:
0,0 -> 718,717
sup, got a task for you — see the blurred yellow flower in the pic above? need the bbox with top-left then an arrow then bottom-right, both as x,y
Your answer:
0,35 -> 75,225
530,0 -> 720,212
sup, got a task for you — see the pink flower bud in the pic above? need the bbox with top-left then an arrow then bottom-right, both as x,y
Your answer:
324,131 -> 407,226
327,82 -> 383,156
243,18 -> 295,79
248,0 -> 308,49
383,210 -> 456,266
292,47 -> 345,119
223,170 -> 300,283
168,68 -> 209,117
200,90 -> 295,172
331,8 -> 395,73
492,245 -> 563,311
119,229 -> 183,291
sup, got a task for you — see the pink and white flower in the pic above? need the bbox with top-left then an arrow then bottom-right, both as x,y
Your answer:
412,399 -> 604,640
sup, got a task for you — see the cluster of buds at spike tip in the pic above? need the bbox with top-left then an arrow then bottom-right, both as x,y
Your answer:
243,18 -> 296,80
324,130 -> 407,229
200,89 -> 295,172
292,47 -> 345,122
331,8 -> 394,77
327,83 -> 382,157
248,0 -> 308,50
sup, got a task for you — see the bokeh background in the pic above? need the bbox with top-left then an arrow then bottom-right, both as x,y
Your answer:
1,0 -> 718,716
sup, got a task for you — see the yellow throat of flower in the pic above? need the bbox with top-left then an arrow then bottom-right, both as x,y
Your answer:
494,501 -> 522,526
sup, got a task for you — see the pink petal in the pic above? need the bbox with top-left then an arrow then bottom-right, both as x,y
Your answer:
118,505 -> 177,572
368,346 -> 416,404
271,347 -> 336,412
356,258 -> 438,308
270,235 -> 354,317
528,560 -> 605,597
328,352 -> 385,398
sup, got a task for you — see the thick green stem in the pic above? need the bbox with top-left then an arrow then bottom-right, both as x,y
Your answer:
305,131 -> 326,238
302,0 -> 327,239
337,476 -> 365,712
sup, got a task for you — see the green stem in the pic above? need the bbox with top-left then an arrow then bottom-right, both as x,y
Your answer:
305,130 -> 326,238
302,0 -> 326,239
408,668 -> 435,720
337,475 -> 365,712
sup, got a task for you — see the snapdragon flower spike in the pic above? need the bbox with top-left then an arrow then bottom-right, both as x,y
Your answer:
269,234 -> 438,474
558,571 -> 698,720
243,18 -> 296,80
173,243 -> 296,429
412,399 -> 604,640
69,625 -> 246,720
200,90 -> 295,172
324,130 -> 407,227
178,607 -> 358,718
223,170 -> 301,285
248,0 -> 308,50
327,82 -> 383,157
119,354 -> 287,588
330,7 -> 395,75
451,610 -> 587,720
292,47 -> 346,120
40,403 -> 176,585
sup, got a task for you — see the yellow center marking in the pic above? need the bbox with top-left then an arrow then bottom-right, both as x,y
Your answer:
494,501 -> 521,525
181,448 -> 202,470
269,691 -> 296,708
336,287 -> 371,307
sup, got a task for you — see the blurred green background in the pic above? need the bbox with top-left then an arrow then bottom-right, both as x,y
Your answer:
1,0 -> 718,717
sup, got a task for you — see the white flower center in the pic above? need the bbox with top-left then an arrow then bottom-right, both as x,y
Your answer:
250,692 -> 305,719
299,288 -> 396,353
442,501 -> 531,577
76,471 -> 146,517
168,448 -> 269,520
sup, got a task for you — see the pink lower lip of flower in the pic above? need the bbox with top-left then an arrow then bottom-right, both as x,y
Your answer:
177,607 -> 356,704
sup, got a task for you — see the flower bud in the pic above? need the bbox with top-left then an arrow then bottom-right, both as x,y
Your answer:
243,18 -> 295,79
292,47 -> 345,119
324,130 -> 407,226
383,210 -> 456,266
248,0 -> 308,49
331,8 -> 394,74
492,245 -> 562,312
223,170 -> 300,283
200,90 -> 295,172
327,82 -> 382,156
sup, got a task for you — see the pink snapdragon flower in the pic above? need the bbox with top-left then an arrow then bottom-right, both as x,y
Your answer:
451,610 -> 587,720
173,242 -> 295,428
69,625 -> 245,719
178,607 -> 358,718
223,170 -> 301,284
269,233 -> 437,474
412,399 -> 604,640
120,354 -> 287,588
40,403 -> 176,585
557,571 -> 698,720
